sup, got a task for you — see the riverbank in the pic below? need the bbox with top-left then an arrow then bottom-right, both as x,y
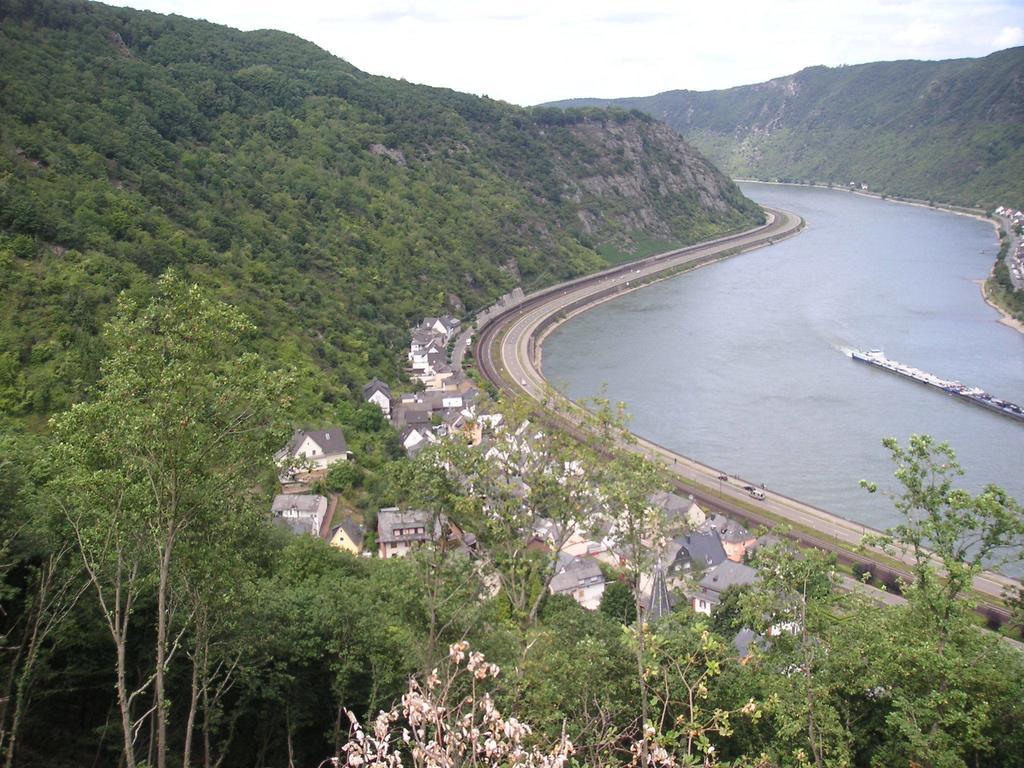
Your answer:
734,178 -> 989,220
982,277 -> 1024,334
534,214 -> 806,365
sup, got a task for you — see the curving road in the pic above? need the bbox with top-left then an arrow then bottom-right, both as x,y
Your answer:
474,208 -> 1020,612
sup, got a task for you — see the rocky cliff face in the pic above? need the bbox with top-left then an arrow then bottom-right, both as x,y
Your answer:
537,115 -> 762,254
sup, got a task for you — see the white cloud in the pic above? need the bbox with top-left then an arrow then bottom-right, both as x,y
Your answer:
105,0 -> 1023,105
892,21 -> 954,47
993,26 -> 1024,49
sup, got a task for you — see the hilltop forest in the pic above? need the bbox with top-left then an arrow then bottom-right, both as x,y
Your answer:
0,0 -> 760,433
549,47 -> 1024,210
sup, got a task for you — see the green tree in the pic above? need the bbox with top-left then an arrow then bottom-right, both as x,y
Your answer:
51,273 -> 291,768
598,579 -> 634,625
390,441 -> 484,670
0,430 -> 87,768
322,460 -> 361,493
709,583 -> 750,639
585,398 -> 668,764
862,435 -> 1024,613
861,435 -> 1024,767
741,540 -> 845,768
511,606 -> 637,765
424,399 -> 605,628
646,612 -> 761,763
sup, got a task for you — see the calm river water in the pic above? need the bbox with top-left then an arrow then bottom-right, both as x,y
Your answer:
544,182 -> 1024,543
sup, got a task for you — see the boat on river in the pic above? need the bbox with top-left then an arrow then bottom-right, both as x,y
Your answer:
848,348 -> 1024,424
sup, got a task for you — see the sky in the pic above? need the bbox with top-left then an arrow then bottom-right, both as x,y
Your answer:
106,0 -> 1024,106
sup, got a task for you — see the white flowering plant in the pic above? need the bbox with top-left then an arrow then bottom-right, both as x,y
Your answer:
327,642 -> 575,768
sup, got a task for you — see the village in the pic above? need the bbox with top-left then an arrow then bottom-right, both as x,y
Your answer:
994,205 -> 1024,291
267,312 -> 773,648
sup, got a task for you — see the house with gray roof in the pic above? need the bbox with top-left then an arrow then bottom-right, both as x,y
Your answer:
377,507 -> 438,558
649,490 -> 689,517
362,378 -> 392,418
419,315 -> 460,341
271,494 -> 329,538
399,425 -> 437,457
397,406 -> 433,427
329,516 -> 365,555
275,428 -> 351,481
705,514 -> 757,563
650,491 -> 706,530
668,531 -> 727,574
549,553 -> 605,610
410,327 -> 441,351
691,560 -> 759,615
409,334 -> 446,373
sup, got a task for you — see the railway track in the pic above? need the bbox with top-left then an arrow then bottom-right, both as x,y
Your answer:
471,208 -> 1019,626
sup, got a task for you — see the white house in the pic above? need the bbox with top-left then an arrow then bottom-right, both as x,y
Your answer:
409,348 -> 429,373
276,428 -> 351,480
549,553 -> 605,610
271,494 -> 328,538
441,394 -> 463,409
362,378 -> 392,418
411,360 -> 454,389
409,328 -> 438,352
689,560 -> 758,615
477,413 -> 504,431
400,425 -> 437,456
692,593 -> 715,615
420,315 -> 460,341
409,332 -> 446,373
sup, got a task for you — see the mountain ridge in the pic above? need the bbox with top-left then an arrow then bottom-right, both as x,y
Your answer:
544,47 -> 1024,209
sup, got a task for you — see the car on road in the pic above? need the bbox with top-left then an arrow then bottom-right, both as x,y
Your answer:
749,488 -> 765,500
716,474 -> 728,481
742,484 -> 755,492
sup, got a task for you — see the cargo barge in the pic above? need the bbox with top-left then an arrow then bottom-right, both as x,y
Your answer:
848,348 -> 1024,424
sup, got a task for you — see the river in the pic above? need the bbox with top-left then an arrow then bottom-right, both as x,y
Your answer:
543,182 -> 1024,551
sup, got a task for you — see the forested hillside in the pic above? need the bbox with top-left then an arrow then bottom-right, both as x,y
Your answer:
549,47 -> 1024,209
1,277 -> 1022,768
4,4 -> 1023,768
0,0 -> 760,428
